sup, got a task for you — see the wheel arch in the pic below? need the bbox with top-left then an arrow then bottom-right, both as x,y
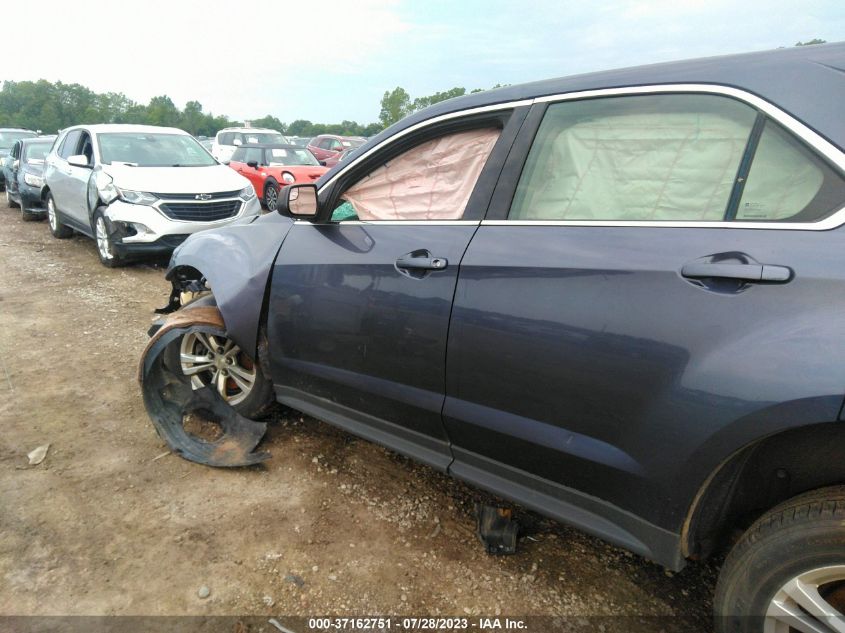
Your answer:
682,420 -> 845,561
163,214 -> 295,358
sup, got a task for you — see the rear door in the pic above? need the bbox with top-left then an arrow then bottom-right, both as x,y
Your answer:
268,108 -> 528,469
444,90 -> 845,548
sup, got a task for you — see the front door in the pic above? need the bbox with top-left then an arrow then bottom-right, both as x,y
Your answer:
267,112 -> 524,469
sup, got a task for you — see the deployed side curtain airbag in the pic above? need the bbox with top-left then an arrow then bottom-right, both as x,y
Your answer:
517,113 -> 751,221
341,128 -> 501,221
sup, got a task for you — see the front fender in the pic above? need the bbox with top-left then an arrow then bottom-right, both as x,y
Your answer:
167,212 -> 294,356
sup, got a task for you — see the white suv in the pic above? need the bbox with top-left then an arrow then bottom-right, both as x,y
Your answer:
43,124 -> 261,267
211,127 -> 290,163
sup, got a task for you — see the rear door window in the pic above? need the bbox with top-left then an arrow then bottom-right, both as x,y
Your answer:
507,93 -> 845,224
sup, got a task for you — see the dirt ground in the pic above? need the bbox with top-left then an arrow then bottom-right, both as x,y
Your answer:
0,205 -> 719,631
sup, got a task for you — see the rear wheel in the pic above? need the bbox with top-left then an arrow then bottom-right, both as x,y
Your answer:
46,193 -> 72,238
714,486 -> 845,633
5,189 -> 19,209
263,180 -> 279,212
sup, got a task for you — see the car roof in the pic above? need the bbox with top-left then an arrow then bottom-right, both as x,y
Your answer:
21,136 -> 57,143
63,124 -> 190,135
233,143 -> 305,150
217,128 -> 282,134
369,42 -> 845,153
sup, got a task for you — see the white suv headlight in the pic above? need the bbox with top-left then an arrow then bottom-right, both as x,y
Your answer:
119,189 -> 158,205
24,172 -> 44,187
239,185 -> 256,201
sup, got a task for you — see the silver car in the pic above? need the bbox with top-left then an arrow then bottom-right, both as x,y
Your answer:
43,124 -> 261,267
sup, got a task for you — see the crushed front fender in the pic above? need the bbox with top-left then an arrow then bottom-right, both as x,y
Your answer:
139,306 -> 270,467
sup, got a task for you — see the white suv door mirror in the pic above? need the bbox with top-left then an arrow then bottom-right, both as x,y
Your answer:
67,154 -> 90,168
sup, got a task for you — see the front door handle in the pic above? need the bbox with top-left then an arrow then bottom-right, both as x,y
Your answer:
681,262 -> 792,282
396,254 -> 448,271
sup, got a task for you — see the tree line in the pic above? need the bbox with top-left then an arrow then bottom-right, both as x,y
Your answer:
0,79 -> 506,139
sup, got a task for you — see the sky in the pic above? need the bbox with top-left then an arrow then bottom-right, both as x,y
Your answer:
4,0 -> 844,125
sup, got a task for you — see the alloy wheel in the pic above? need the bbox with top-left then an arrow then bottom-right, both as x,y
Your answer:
95,216 -> 112,260
765,565 -> 845,633
179,331 -> 256,406
47,198 -> 57,231
265,185 -> 278,211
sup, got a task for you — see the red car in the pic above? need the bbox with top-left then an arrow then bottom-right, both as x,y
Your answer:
322,147 -> 356,169
227,143 -> 327,211
307,134 -> 366,163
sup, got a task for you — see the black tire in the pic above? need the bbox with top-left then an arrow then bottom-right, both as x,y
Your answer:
93,209 -> 125,268
164,325 -> 274,420
5,189 -> 19,209
714,485 -> 845,632
263,179 -> 279,212
46,193 -> 72,238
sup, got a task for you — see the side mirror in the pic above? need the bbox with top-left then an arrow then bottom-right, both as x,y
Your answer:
68,154 -> 91,168
232,139 -> 243,146
222,160 -> 230,165
278,184 -> 319,219
319,160 -> 327,166
246,161 -> 259,169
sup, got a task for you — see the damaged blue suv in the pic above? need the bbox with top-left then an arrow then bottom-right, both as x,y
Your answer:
141,43 -> 845,632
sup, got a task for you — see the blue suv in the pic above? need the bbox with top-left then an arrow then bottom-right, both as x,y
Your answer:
142,43 -> 845,632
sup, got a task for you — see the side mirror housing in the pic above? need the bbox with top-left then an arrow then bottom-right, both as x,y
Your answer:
278,184 -> 319,220
246,161 -> 259,169
68,154 -> 91,168
232,139 -> 243,146
319,160 -> 327,166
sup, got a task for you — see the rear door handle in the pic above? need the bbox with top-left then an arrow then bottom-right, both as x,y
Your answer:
396,254 -> 448,271
681,262 -> 792,282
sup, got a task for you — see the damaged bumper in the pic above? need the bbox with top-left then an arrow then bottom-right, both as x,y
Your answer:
102,197 -> 262,257
139,305 -> 270,467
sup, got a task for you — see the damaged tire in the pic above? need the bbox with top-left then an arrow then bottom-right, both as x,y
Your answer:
46,193 -> 72,238
93,209 -> 125,268
166,328 -> 274,420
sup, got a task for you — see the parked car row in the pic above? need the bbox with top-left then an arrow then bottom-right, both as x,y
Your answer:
1,123 -> 360,267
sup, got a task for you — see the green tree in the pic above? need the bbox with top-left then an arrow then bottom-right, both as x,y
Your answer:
796,38 -> 827,46
411,87 -> 466,111
249,114 -> 286,132
379,87 -> 411,128
146,95 -> 180,127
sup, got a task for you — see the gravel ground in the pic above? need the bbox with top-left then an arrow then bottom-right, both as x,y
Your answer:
0,204 -> 719,632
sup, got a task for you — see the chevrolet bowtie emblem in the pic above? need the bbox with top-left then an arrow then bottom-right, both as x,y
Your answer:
195,194 -> 212,200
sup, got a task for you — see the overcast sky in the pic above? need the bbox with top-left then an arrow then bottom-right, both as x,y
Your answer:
4,0 -> 844,125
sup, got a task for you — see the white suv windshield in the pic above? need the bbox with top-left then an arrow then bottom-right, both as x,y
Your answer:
98,133 -> 217,167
